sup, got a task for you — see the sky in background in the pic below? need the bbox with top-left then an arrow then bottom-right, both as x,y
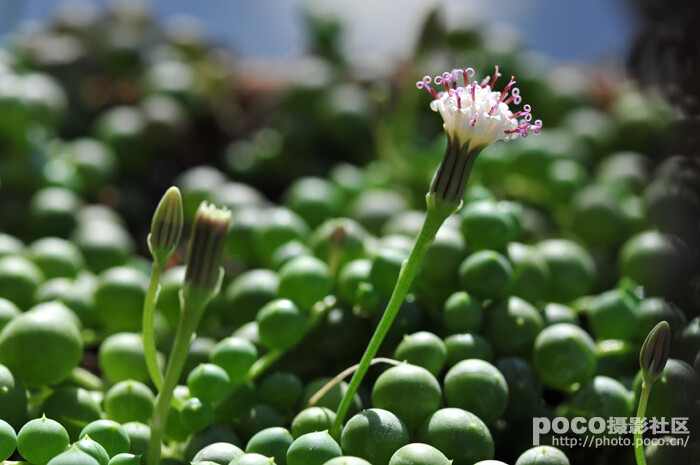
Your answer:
1,0 -> 634,64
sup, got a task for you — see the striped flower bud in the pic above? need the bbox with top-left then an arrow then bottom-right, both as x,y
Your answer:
148,187 -> 184,266
639,321 -> 671,385
182,202 -> 232,309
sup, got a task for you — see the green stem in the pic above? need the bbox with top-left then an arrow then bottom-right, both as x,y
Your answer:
245,297 -> 336,382
330,204 -> 450,438
308,358 -> 401,408
147,302 -> 204,465
26,386 -> 53,407
143,263 -> 164,390
248,350 -> 284,381
68,367 -> 104,391
634,382 -> 652,465
328,246 -> 341,280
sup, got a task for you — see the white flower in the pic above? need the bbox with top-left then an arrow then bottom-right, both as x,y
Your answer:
417,67 -> 542,151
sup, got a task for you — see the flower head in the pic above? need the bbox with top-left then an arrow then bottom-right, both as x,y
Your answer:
417,66 -> 542,151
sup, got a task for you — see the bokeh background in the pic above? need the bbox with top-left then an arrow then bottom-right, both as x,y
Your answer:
0,2 -> 699,465
3,0 -> 632,64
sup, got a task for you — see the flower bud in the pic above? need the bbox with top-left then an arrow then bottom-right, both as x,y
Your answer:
639,320 -> 671,385
182,202 -> 232,309
148,187 -> 184,266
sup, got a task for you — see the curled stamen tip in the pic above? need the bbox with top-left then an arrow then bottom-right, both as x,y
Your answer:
423,75 -> 432,84
434,76 -> 443,85
416,81 -> 424,89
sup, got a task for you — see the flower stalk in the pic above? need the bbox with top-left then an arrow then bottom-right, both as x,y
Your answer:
330,201 -> 449,438
143,187 -> 184,390
148,202 -> 231,465
330,66 -> 540,438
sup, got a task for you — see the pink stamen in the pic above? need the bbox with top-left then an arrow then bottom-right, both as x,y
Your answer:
509,121 -> 527,133
451,69 -> 461,88
505,119 -> 540,137
490,66 -> 502,90
416,76 -> 439,99
480,76 -> 491,88
462,68 -> 475,86
504,87 -> 520,105
509,104 -> 531,120
489,75 -> 516,115
513,89 -> 522,104
469,113 -> 479,127
442,72 -> 452,92
533,119 -> 543,134
453,88 -> 462,109
501,76 -> 516,98
470,81 -> 477,101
